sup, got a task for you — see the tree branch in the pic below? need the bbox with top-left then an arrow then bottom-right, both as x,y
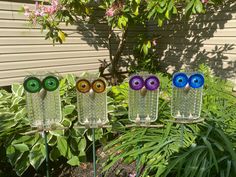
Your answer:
110,27 -> 128,85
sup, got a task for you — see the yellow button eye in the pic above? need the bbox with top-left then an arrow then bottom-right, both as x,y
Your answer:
76,79 -> 91,93
92,79 -> 106,93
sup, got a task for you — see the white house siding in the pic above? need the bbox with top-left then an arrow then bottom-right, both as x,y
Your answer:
0,0 -> 110,86
150,0 -> 236,88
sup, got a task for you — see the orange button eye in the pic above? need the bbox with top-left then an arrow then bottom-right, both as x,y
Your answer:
76,79 -> 91,93
92,79 -> 106,93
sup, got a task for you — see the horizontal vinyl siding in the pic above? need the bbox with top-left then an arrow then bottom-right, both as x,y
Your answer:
152,0 -> 236,85
0,1 -> 110,86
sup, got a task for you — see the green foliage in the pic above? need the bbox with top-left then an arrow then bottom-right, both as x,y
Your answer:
22,0 -> 224,76
18,0 -> 226,89
103,65 -> 236,177
163,124 -> 236,177
0,74 -> 94,176
1,66 -> 235,176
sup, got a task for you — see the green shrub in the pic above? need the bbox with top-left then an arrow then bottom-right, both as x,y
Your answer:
103,65 -> 236,177
0,66 -> 235,177
0,74 -> 103,176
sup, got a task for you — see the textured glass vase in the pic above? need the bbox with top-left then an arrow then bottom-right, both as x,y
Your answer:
76,73 -> 108,128
24,74 -> 61,129
129,72 -> 160,123
171,72 -> 204,119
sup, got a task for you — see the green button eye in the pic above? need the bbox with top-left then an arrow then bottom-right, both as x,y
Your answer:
42,75 -> 59,91
24,77 -> 42,93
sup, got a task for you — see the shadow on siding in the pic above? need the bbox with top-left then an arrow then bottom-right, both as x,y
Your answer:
153,1 -> 236,81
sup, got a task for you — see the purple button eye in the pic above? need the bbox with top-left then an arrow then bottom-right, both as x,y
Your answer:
145,76 -> 160,90
129,75 -> 144,90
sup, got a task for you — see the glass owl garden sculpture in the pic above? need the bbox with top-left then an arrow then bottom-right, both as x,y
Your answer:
23,74 -> 61,129
129,73 -> 160,124
171,72 -> 204,119
76,74 -> 108,128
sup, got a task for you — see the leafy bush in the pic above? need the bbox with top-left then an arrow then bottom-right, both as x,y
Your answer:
0,74 -> 99,176
0,66 -> 235,177
163,123 -> 236,177
21,0 -> 225,82
103,65 -> 236,177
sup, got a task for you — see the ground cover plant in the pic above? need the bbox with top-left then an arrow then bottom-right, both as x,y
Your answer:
103,65 -> 236,177
0,0 -> 234,176
0,65 -> 235,177
0,74 -> 106,176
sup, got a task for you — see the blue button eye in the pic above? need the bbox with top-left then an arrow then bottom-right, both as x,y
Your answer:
173,73 -> 188,88
189,73 -> 204,88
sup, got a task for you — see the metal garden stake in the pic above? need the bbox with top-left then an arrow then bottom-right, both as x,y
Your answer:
128,72 -> 161,177
24,74 -> 61,177
76,73 -> 108,177
171,71 -> 205,146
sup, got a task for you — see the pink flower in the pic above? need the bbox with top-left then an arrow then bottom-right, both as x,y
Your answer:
23,5 -> 29,11
23,5 -> 30,17
129,173 -> 136,177
24,11 -> 30,17
34,10 -> 40,16
201,0 -> 208,3
152,39 -> 157,46
106,7 -> 115,17
40,11 -> 45,16
51,0 -> 59,7
43,6 -> 56,15
35,1 -> 39,10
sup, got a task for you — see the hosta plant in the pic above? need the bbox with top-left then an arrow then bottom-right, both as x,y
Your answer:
0,74 -> 93,176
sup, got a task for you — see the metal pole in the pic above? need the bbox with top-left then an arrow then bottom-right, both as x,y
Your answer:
136,142 -> 142,177
43,131 -> 50,177
180,124 -> 184,147
92,128 -> 97,177
136,151 -> 141,177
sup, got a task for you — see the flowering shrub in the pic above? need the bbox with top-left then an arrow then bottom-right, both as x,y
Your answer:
23,0 -> 61,20
105,7 -> 115,17
105,1 -> 124,17
22,0 -> 66,43
22,0 -> 223,45
22,0 -> 225,81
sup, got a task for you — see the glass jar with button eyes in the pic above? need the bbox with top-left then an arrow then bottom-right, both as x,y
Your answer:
129,73 -> 160,124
